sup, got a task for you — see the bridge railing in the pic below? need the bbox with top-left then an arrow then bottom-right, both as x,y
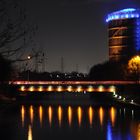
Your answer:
16,84 -> 116,93
10,80 -> 137,85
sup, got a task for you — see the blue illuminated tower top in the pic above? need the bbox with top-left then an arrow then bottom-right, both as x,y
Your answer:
106,8 -> 140,22
106,8 -> 140,57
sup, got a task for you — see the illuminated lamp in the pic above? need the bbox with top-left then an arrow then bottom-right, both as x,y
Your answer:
98,85 -> 104,92
48,86 -> 53,92
38,86 -> 43,92
20,86 -> 25,91
29,86 -> 34,92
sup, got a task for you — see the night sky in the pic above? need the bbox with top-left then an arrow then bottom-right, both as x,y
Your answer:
22,0 -> 140,73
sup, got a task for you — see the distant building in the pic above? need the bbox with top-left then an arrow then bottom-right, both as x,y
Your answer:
106,8 -> 140,61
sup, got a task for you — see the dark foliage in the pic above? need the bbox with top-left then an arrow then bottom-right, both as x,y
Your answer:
18,71 -> 88,81
0,54 -> 12,83
89,61 -> 127,81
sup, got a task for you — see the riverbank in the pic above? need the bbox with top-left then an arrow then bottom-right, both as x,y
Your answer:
14,91 -> 140,109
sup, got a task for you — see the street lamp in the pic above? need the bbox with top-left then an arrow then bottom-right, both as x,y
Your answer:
27,55 -> 31,81
27,55 -> 31,60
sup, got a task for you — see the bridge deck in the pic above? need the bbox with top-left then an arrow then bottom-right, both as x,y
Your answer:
11,81 -> 139,93
10,81 -> 137,85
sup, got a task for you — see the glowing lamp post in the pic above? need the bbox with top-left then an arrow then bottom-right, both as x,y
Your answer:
27,55 -> 31,81
27,55 -> 31,60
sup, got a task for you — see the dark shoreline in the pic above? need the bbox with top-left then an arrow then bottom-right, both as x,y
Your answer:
1,92 -> 139,109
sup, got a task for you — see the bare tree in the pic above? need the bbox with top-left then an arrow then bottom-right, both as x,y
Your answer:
0,0 -> 37,61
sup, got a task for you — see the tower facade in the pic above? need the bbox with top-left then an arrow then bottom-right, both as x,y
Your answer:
106,8 -> 140,61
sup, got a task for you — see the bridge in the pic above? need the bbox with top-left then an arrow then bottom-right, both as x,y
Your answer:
11,80 -> 137,93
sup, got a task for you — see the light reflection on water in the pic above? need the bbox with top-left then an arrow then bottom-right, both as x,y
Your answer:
68,106 -> 72,126
77,106 -> 82,127
88,106 -> 93,127
110,107 -> 116,127
19,105 -> 140,140
107,122 -> 112,140
58,105 -> 62,127
99,107 -> 104,126
39,106 -> 43,127
28,125 -> 32,140
48,106 -> 52,127
138,124 -> 140,140
21,105 -> 25,127
29,105 -> 34,125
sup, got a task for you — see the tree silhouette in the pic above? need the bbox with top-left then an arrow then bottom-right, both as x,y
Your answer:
128,55 -> 140,81
89,61 -> 126,81
0,0 -> 37,60
0,54 -> 12,83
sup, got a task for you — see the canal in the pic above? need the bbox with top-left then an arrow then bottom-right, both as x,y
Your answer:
0,102 -> 140,140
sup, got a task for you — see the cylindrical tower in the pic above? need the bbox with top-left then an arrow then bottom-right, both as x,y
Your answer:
106,8 -> 140,61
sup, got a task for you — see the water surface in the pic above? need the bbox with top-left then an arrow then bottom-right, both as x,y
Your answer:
0,104 -> 140,140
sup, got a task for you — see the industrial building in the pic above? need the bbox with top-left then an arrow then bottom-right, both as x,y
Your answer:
106,8 -> 140,61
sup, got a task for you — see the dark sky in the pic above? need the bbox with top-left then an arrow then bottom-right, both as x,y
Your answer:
23,0 -> 140,73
